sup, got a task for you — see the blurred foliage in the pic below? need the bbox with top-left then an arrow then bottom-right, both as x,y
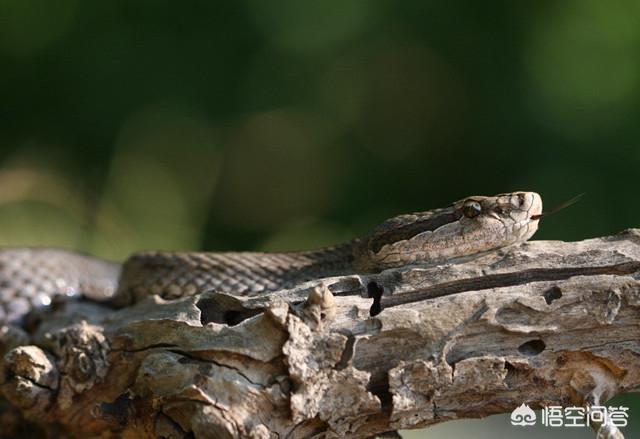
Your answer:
1,0 -> 639,437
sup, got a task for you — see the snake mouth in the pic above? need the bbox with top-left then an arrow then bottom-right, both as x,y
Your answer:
521,192 -> 542,221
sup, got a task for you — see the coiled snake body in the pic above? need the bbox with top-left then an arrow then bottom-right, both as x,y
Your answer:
0,192 -> 542,325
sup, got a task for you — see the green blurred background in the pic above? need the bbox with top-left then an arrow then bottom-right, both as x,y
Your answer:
1,0 -> 638,437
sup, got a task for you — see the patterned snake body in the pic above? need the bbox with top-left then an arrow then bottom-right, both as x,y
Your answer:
0,192 -> 542,324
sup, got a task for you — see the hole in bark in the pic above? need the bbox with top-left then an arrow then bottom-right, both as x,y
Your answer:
505,361 -> 515,371
335,333 -> 355,370
518,339 -> 546,356
543,286 -> 562,305
222,309 -> 262,326
223,310 -> 245,326
504,361 -> 519,388
95,392 -> 134,426
369,375 -> 393,410
196,298 -> 261,326
367,281 -> 383,316
327,277 -> 363,295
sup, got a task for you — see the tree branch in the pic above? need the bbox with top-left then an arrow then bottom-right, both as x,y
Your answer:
3,230 -> 640,438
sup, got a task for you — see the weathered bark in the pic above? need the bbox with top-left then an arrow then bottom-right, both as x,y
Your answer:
2,230 -> 640,438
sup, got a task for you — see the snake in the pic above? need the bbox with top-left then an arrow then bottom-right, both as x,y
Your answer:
0,192 -> 542,325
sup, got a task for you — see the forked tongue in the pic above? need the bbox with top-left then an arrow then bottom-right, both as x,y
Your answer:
530,193 -> 585,220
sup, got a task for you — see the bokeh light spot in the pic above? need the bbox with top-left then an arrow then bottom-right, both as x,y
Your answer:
0,0 -> 77,56
259,220 -> 351,253
92,108 -> 219,258
0,166 -> 89,247
214,109 -> 344,229
0,201 -> 85,247
245,0 -> 371,52
353,43 -> 468,160
524,0 -> 640,137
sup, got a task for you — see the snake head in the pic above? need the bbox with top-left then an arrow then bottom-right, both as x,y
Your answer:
455,191 -> 542,243
354,191 -> 542,271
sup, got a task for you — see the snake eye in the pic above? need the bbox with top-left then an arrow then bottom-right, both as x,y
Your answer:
462,201 -> 482,218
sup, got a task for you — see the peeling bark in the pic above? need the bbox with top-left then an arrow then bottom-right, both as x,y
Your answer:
2,230 -> 640,438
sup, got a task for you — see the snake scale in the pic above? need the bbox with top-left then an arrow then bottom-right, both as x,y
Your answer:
0,192 -> 542,325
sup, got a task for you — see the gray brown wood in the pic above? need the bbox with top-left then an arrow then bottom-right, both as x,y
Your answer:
2,229 -> 640,438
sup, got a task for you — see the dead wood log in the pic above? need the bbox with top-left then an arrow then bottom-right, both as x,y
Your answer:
2,230 -> 640,438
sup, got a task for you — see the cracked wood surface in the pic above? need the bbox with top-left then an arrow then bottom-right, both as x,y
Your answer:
2,230 -> 640,438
